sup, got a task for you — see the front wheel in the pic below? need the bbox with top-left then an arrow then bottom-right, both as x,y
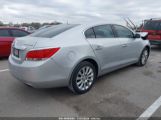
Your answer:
69,61 -> 97,94
137,48 -> 149,66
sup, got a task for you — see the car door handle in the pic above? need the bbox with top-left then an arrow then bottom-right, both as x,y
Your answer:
122,44 -> 128,47
95,45 -> 103,50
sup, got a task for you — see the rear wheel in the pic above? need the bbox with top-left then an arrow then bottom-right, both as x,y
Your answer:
69,61 -> 97,94
137,48 -> 149,66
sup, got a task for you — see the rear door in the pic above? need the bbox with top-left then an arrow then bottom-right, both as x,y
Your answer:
112,24 -> 141,64
85,24 -> 123,74
0,29 -> 14,57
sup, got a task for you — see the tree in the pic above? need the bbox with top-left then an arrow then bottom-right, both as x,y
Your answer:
21,23 -> 30,27
14,23 -> 20,27
50,21 -> 61,25
9,22 -> 13,26
31,22 -> 41,29
0,21 -> 4,26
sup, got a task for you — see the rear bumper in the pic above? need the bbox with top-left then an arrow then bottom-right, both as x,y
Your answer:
9,55 -> 70,88
149,40 -> 161,45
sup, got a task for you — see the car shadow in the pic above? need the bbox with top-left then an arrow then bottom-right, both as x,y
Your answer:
0,57 -> 8,61
96,64 -> 136,84
11,81 -> 75,100
151,45 -> 161,52
10,64 -> 136,101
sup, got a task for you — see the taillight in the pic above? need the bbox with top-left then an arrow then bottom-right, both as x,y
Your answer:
26,48 -> 60,61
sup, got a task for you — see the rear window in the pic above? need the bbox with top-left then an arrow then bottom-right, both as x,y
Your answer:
30,24 -> 78,38
11,29 -> 29,37
0,29 -> 10,37
143,21 -> 161,30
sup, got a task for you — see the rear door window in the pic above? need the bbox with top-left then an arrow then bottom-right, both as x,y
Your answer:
11,29 -> 29,37
93,25 -> 115,38
0,29 -> 10,37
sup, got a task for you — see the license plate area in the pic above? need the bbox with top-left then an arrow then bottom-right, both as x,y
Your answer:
13,48 -> 19,58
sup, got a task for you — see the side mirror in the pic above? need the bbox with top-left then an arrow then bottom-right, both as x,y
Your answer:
134,33 -> 141,38
138,32 -> 148,40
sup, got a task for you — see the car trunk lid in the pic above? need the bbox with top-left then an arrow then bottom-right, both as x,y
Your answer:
12,37 -> 39,62
12,36 -> 60,63
14,36 -> 38,48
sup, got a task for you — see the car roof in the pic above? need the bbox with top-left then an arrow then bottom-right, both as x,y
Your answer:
145,19 -> 161,21
0,27 -> 30,33
44,21 -> 128,34
78,21 -> 126,30
0,27 -> 22,29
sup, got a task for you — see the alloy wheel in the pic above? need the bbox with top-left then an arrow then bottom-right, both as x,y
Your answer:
76,66 -> 94,91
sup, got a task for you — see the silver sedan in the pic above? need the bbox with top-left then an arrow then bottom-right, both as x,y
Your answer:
9,22 -> 150,94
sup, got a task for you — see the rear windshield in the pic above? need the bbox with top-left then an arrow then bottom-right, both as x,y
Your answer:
143,21 -> 161,30
30,24 -> 78,38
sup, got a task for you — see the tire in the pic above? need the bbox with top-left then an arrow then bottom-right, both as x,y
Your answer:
137,47 -> 149,66
69,61 -> 97,94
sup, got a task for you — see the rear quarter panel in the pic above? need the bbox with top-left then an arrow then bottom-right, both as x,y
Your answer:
33,26 -> 101,83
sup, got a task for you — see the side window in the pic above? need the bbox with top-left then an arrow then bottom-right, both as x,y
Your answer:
85,28 -> 95,38
93,25 -> 114,38
157,22 -> 161,30
113,25 -> 134,38
0,29 -> 10,37
11,30 -> 28,37
144,21 -> 159,30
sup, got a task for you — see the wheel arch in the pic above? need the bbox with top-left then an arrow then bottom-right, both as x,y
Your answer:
68,57 -> 100,86
81,58 -> 99,76
145,45 -> 151,57
145,45 -> 150,52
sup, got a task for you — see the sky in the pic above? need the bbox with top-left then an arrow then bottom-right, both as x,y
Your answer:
0,0 -> 161,25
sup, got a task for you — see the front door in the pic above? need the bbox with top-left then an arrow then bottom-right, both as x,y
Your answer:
112,25 -> 141,64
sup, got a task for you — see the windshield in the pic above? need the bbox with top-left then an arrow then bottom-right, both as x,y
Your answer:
143,21 -> 161,30
30,24 -> 78,38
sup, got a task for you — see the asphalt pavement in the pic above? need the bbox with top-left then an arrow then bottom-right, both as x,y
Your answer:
0,46 -> 161,119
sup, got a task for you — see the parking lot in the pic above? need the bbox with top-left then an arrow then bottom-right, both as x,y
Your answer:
0,46 -> 161,118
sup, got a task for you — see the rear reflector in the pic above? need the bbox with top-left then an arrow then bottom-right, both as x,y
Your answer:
26,48 -> 60,60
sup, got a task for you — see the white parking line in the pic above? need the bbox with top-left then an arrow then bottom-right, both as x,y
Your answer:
0,69 -> 9,72
137,96 -> 161,120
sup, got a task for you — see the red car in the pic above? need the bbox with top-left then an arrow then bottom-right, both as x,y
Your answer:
0,27 -> 30,57
141,19 -> 161,46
